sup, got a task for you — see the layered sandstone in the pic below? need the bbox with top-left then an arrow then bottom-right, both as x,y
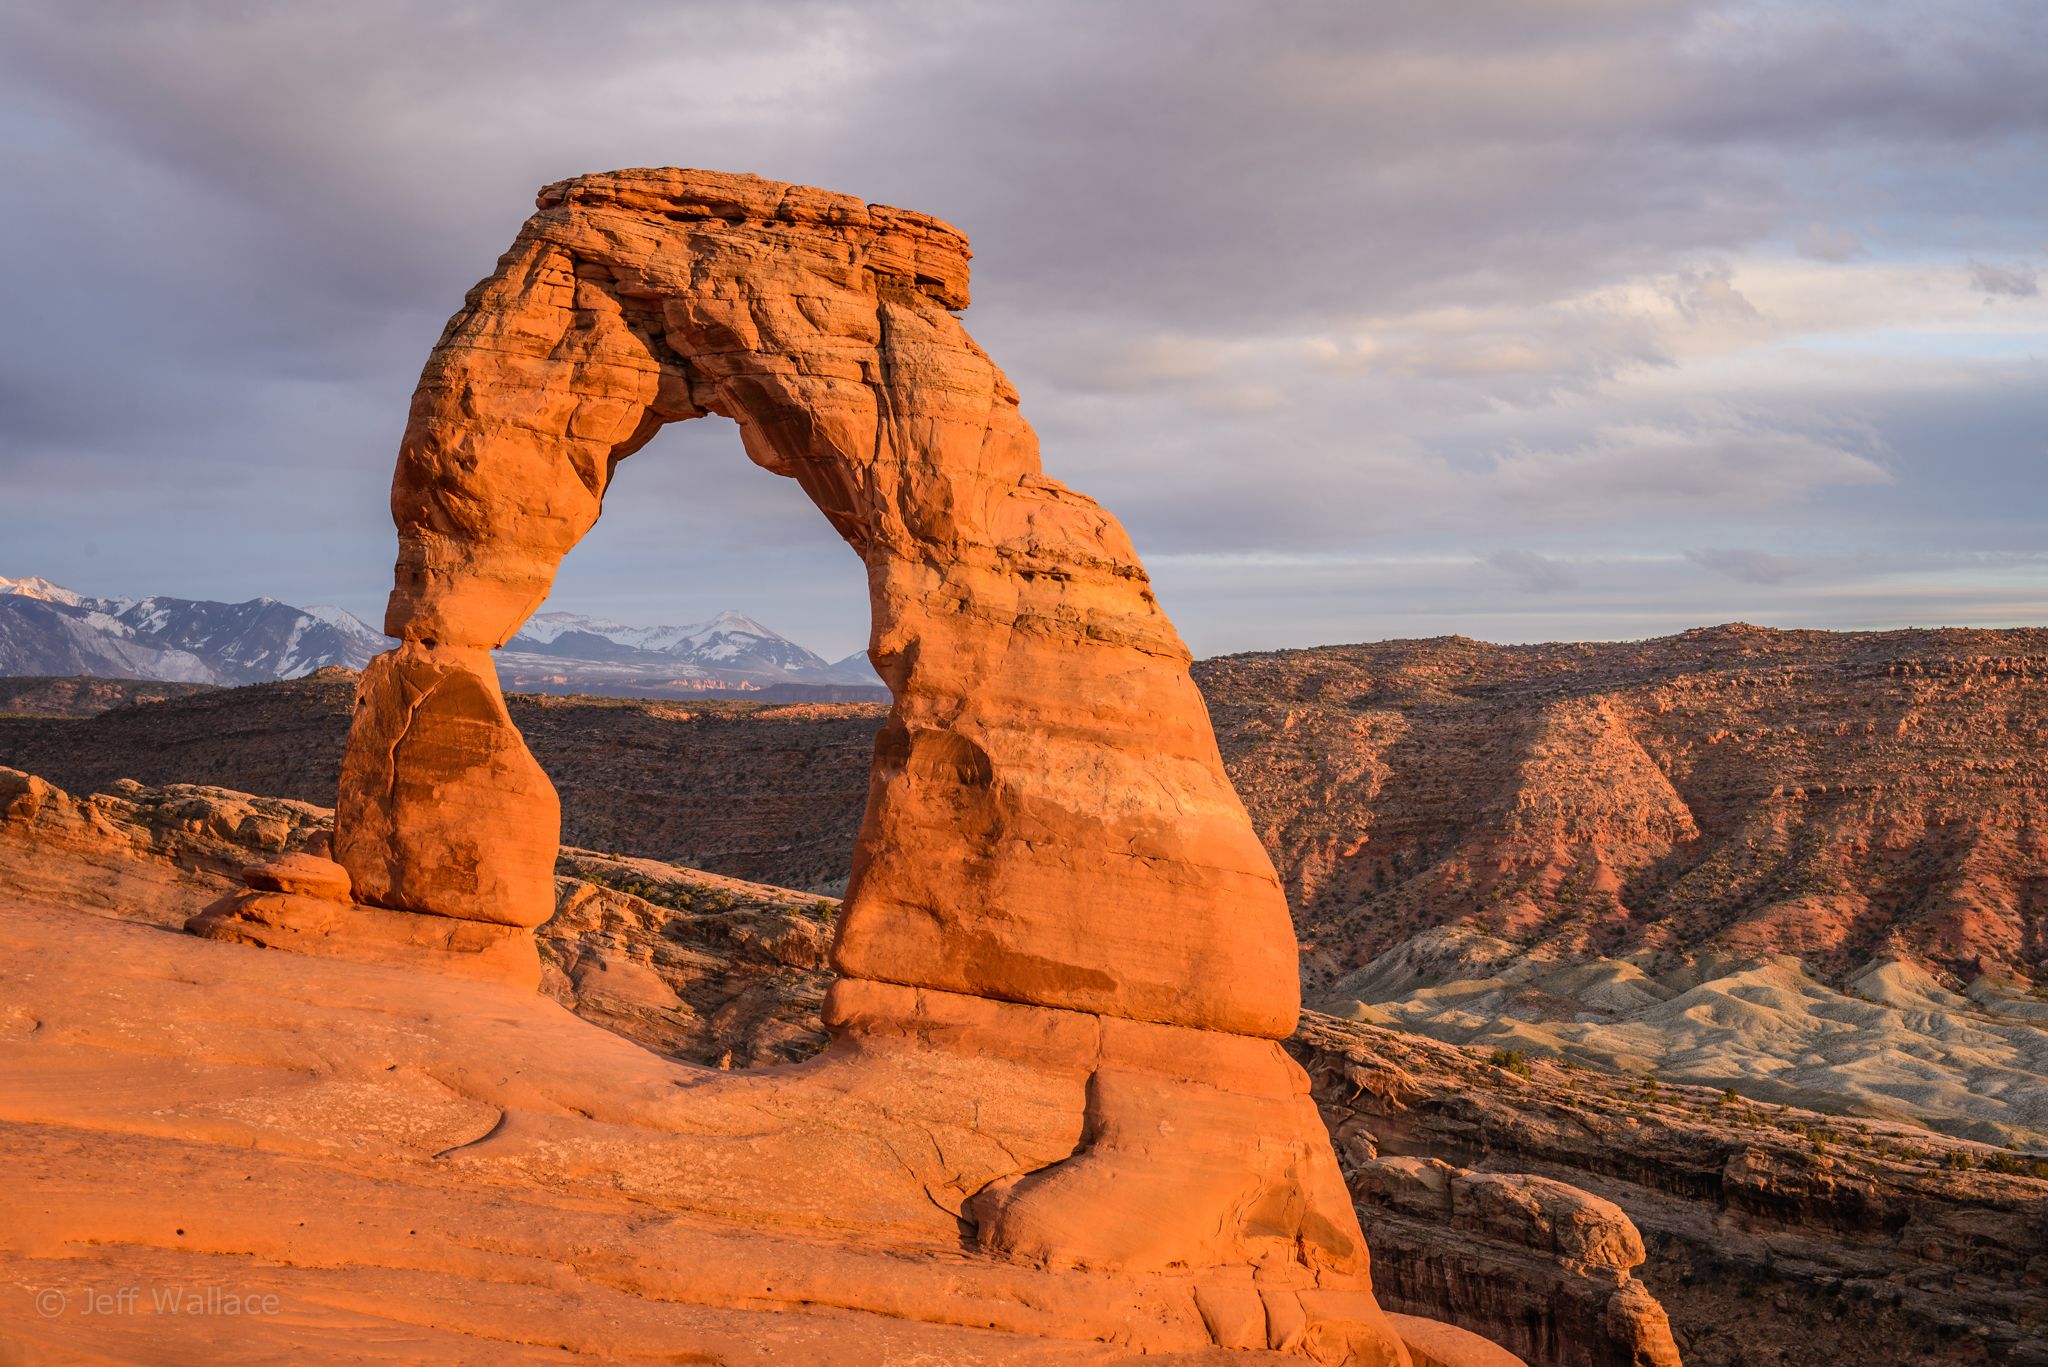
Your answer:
1194,626 -> 2048,988
180,169 -> 1433,1360
1296,1014 -> 2048,1367
1342,1158 -> 1681,1367
335,166 -> 1300,1035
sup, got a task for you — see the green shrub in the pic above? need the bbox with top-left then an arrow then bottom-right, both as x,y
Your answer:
1488,1048 -> 1531,1078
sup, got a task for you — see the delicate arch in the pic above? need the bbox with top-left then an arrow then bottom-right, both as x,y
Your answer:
334,168 -> 1299,1038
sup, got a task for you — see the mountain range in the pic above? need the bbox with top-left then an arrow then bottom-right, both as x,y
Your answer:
498,609 -> 880,696
0,575 -> 387,685
0,576 -> 880,697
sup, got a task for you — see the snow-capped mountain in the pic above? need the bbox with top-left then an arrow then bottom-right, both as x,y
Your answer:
0,575 -> 91,608
511,609 -> 836,675
0,578 -> 388,686
0,577 -> 884,700
499,607 -> 883,696
115,595 -> 391,682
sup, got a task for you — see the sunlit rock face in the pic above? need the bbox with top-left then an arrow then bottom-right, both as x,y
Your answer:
348,166 -> 1301,1038
183,169 -> 1471,1363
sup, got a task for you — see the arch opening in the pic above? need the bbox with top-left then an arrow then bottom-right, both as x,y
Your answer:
522,411 -> 876,698
502,413 -> 885,904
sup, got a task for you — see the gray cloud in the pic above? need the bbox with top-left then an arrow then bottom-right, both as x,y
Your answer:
1,1 -> 2044,655
1487,550 -> 1581,594
1795,224 -> 1866,262
1490,423 -> 1890,509
1685,547 -> 1815,585
1970,259 -> 2041,298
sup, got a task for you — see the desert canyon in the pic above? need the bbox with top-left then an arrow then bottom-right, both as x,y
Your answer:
4,168 -> 2044,1367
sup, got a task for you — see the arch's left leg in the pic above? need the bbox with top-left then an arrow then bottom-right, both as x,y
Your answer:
190,232 -> 688,981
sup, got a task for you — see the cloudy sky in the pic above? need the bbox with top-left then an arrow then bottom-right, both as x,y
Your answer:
3,1 -> 2044,659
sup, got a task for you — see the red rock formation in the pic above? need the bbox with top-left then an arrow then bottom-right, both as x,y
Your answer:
31,767 -> 2048,1364
336,645 -> 560,930
333,167 -> 1297,1034
1196,628 -> 2048,987
184,169 -> 1462,1362
1345,1158 -> 1681,1367
1294,1013 -> 2048,1367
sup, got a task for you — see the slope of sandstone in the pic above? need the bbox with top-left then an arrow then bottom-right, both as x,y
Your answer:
0,793 -> 1283,1364
1195,625 -> 2048,989
2,766 -> 1524,1366
10,768 -> 2047,1366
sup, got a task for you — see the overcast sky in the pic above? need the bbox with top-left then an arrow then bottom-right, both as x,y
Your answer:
2,1 -> 2044,659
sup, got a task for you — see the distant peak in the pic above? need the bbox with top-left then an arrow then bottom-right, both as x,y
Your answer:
0,574 -> 88,607
303,604 -> 385,635
706,608 -> 774,634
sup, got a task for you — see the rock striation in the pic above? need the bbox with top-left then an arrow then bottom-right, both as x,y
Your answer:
184,169 -> 1452,1362
1194,627 -> 2048,990
1343,1158 -> 1681,1367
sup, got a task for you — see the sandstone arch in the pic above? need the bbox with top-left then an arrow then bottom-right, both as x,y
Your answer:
196,169 -> 1431,1363
338,167 -> 1302,1038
